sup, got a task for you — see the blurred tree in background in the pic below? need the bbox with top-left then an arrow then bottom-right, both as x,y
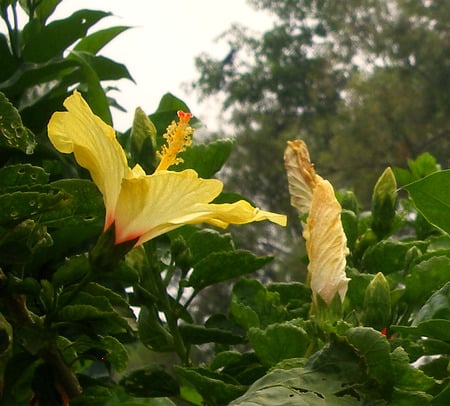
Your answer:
193,0 -> 450,278
194,0 -> 450,198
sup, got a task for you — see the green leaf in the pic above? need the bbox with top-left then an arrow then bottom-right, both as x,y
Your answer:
39,179 -> 104,228
188,250 -> 272,291
404,170 -> 450,235
175,366 -> 246,406
0,33 -> 18,81
58,304 -> 128,335
395,320 -> 450,342
230,364 -> 361,405
248,321 -> 310,367
230,278 -> 287,329
120,366 -> 180,398
345,327 -> 393,394
22,9 -> 111,63
51,255 -> 89,289
0,91 -> 36,153
414,282 -> 450,324
74,26 -> 131,54
179,323 -> 244,345
0,219 -> 52,264
0,58 -> 77,98
362,239 -> 427,274
405,256 -> 450,305
149,93 -> 192,137
0,164 -> 49,192
71,53 -> 133,82
210,351 -> 265,385
0,187 -> 69,226
18,0 -> 62,23
186,228 -> 235,265
391,346 -> 435,392
137,306 -> 174,352
156,93 -> 190,114
176,139 -> 235,178
68,52 -> 112,124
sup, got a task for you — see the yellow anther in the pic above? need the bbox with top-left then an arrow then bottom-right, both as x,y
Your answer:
156,110 -> 193,171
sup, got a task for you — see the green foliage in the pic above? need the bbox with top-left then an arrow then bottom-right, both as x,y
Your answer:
0,1 -> 449,405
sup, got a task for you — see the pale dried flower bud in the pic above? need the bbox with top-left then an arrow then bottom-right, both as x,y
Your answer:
303,179 -> 350,304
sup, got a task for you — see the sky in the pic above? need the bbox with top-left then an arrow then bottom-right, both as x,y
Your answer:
53,0 -> 274,132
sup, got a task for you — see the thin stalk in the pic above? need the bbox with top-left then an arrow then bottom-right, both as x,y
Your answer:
153,267 -> 190,365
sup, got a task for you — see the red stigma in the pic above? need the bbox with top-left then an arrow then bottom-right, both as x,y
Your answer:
177,110 -> 192,123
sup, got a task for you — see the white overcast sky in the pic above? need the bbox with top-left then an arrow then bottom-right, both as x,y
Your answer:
53,0 -> 273,132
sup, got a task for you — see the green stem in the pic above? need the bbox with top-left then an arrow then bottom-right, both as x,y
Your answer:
146,242 -> 190,365
154,266 -> 190,365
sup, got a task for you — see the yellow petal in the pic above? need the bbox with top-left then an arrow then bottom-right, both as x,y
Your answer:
304,179 -> 349,304
47,91 -> 130,229
114,169 -> 223,245
284,140 -> 321,216
114,169 -> 287,246
189,200 -> 288,229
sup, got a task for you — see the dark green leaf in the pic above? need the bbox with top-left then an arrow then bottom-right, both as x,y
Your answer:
187,228 -> 235,265
0,164 -> 49,192
149,93 -> 192,137
404,170 -> 450,235
0,91 -> 36,153
175,366 -> 246,406
57,304 -> 128,335
188,250 -> 272,291
70,53 -> 133,82
68,52 -> 112,124
156,93 -> 190,114
0,219 -> 52,264
74,26 -> 131,54
39,179 -> 104,228
345,327 -> 393,393
362,239 -> 427,274
391,346 -> 435,392
231,278 -> 286,329
179,323 -> 244,345
0,58 -> 77,100
248,322 -> 310,367
395,320 -> 450,342
176,139 -> 235,178
414,282 -> 450,324
210,351 -> 265,385
405,256 -> 450,305
230,364 -> 361,405
22,9 -> 111,63
0,188 -> 69,226
18,0 -> 62,23
121,366 -> 179,398
51,255 -> 89,289
137,306 -> 174,352
0,34 -> 18,81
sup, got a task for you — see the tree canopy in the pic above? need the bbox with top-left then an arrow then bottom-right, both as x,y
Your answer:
194,0 -> 450,204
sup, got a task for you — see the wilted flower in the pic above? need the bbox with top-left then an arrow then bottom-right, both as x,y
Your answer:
284,140 -> 349,305
47,91 -> 287,248
304,178 -> 350,304
284,140 -> 323,217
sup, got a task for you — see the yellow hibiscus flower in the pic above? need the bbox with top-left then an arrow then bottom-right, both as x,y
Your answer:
47,91 -> 286,247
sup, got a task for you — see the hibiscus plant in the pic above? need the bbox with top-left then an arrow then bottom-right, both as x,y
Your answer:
0,1 -> 449,405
